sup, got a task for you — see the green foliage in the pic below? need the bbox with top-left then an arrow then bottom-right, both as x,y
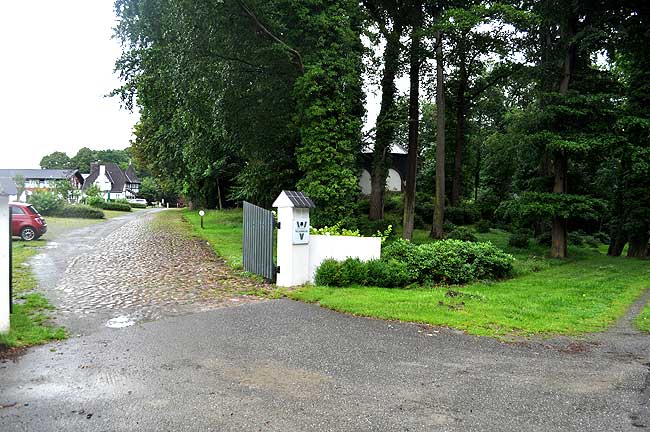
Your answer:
339,258 -> 368,286
84,184 -> 101,198
129,202 -> 147,209
53,205 -> 105,219
475,220 -> 491,233
314,259 -> 342,286
90,201 -> 132,212
39,151 -> 73,169
445,205 -> 480,226
446,226 -> 478,242
292,0 -> 365,226
497,192 -> 605,228
311,221 -> 392,243
365,259 -> 412,288
85,196 -> 104,207
508,231 -> 530,249
27,191 -> 64,216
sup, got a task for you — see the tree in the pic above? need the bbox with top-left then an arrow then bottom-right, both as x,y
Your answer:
402,0 -> 423,239
432,29 -> 446,239
40,151 -> 73,169
363,0 -> 409,220
13,175 -> 25,202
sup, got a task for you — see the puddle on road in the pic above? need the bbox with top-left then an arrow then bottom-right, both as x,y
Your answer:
106,316 -> 137,329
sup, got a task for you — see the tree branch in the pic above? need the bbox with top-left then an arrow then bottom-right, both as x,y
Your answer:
237,0 -> 304,72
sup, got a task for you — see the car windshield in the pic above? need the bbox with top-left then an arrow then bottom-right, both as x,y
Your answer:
27,206 -> 41,216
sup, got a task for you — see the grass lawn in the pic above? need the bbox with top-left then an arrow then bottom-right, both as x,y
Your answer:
182,208 -> 244,268
636,304 -> 650,332
0,241 -> 66,348
180,209 -> 649,338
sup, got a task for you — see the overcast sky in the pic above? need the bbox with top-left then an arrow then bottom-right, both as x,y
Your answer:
0,1 -> 139,169
0,2 -> 406,170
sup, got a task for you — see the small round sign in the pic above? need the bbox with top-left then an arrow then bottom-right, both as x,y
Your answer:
199,210 -> 205,217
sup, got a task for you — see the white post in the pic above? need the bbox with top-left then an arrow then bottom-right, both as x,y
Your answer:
0,195 -> 10,334
273,192 -> 312,287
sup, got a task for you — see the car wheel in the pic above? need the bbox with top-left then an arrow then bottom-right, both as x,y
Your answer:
20,226 -> 37,241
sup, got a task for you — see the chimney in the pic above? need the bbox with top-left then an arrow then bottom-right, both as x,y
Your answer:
90,162 -> 99,173
99,164 -> 106,178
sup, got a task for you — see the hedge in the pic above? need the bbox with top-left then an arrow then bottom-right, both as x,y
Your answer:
314,239 -> 515,288
53,205 -> 105,219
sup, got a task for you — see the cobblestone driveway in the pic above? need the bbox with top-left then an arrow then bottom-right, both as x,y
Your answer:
35,210 -> 264,333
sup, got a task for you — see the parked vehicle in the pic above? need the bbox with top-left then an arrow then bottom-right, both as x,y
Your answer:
127,198 -> 148,206
10,202 -> 47,241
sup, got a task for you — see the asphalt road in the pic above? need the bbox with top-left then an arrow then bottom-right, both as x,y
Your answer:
1,210 -> 648,431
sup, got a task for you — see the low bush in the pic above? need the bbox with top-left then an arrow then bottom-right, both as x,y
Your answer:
474,220 -> 491,233
314,259 -> 341,286
129,202 -> 147,209
366,259 -> 413,287
568,231 -> 584,246
338,258 -> 368,286
86,196 -> 104,207
445,205 -> 480,226
535,231 -> 552,246
446,226 -> 478,242
316,239 -> 514,288
90,201 -> 132,212
508,232 -> 530,248
28,191 -> 64,216
54,204 -> 105,219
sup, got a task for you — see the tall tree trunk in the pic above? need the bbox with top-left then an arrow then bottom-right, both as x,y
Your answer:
550,12 -> 577,258
432,31 -> 446,239
451,60 -> 467,207
627,234 -> 649,258
370,27 -> 402,220
402,3 -> 422,240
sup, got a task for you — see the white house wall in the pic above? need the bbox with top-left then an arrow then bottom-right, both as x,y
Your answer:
358,168 -> 402,195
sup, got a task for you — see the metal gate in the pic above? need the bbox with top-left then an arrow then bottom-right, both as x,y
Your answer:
242,201 -> 276,281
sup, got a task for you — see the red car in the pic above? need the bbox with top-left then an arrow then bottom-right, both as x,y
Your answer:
10,202 -> 47,241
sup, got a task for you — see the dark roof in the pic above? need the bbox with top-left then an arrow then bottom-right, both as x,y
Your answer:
283,190 -> 315,208
82,162 -> 127,193
124,164 -> 140,184
0,177 -> 17,196
0,169 -> 79,180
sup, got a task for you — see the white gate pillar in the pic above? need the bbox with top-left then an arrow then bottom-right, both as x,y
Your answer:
272,191 -> 315,287
0,178 -> 17,334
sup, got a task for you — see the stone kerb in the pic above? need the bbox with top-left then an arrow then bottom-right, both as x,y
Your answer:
308,235 -> 381,284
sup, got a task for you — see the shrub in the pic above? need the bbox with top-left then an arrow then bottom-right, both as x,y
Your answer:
366,259 -> 412,287
314,259 -> 341,286
446,226 -> 478,242
568,231 -> 584,246
582,235 -> 600,248
508,232 -> 530,248
593,231 -> 610,244
86,196 -> 104,207
53,204 -> 104,219
314,240 -> 514,288
339,258 -> 368,286
416,240 -> 514,284
129,202 -> 147,209
445,205 -> 479,225
28,191 -> 64,216
535,231 -> 552,246
475,220 -> 491,233
92,201 -> 132,212
442,221 -> 457,233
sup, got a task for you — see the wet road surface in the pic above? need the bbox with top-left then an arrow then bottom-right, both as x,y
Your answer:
0,210 -> 648,431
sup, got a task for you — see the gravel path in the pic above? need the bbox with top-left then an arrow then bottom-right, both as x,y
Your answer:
31,209 -> 263,334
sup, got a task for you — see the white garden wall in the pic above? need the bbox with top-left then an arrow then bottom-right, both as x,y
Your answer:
308,234 -> 381,283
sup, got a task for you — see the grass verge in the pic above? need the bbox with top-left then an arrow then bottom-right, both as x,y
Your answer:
0,242 -> 66,348
291,255 -> 650,338
636,303 -> 650,332
182,208 -> 244,268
